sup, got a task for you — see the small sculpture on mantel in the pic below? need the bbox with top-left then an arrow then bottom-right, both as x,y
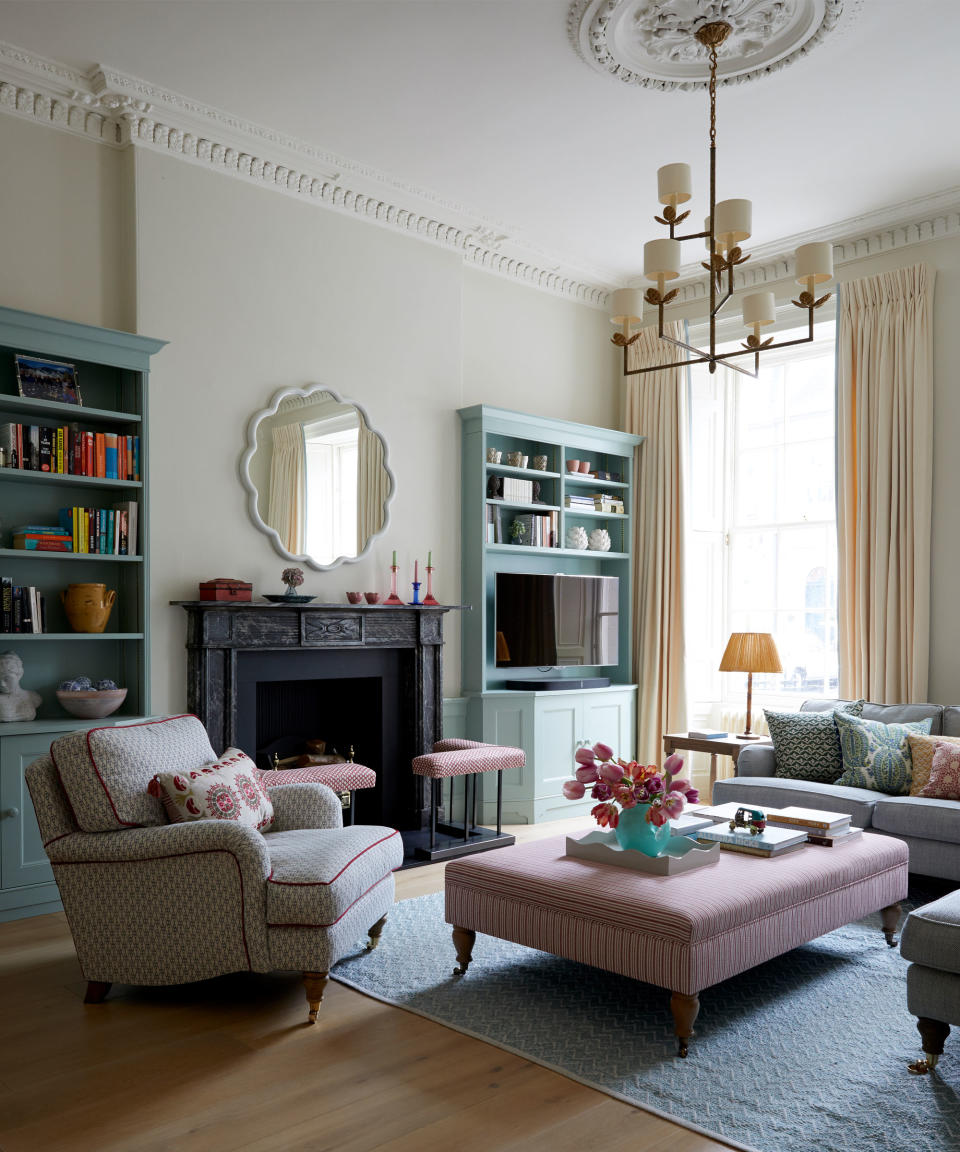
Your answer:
0,651 -> 42,722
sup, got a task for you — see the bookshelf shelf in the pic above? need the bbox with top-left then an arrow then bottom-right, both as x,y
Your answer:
0,470 -> 142,489
0,549 -> 143,562
7,632 -> 146,640
0,394 -> 142,425
485,498 -> 562,514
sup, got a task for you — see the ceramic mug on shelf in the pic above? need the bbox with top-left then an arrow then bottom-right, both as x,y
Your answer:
61,583 -> 117,633
532,455 -> 548,470
565,459 -> 580,472
486,448 -> 502,464
506,451 -> 524,467
578,460 -> 591,473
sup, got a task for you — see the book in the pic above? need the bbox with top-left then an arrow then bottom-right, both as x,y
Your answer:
1,577 -> 11,632
806,827 -> 864,847
104,432 -> 118,479
669,810 -> 717,836
696,823 -> 809,855
699,838 -> 806,859
765,806 -> 851,832
687,728 -> 729,740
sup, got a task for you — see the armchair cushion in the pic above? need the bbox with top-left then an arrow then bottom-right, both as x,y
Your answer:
264,825 -> 402,927
51,714 -> 217,832
150,748 -> 274,831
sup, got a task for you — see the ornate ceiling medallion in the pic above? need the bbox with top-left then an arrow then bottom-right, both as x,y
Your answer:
569,0 -> 862,90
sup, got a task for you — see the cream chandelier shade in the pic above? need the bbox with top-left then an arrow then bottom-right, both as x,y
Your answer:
609,21 -> 834,378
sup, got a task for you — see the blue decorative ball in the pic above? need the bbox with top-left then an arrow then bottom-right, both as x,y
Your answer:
58,676 -> 94,691
94,679 -> 118,691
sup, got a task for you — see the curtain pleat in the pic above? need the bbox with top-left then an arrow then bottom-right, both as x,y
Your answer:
625,322 -> 688,764
357,416 -> 387,552
836,263 -> 934,702
268,423 -> 306,556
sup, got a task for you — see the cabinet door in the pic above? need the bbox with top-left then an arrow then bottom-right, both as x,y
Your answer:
533,697 -> 582,799
582,689 -> 636,762
0,736 -> 56,891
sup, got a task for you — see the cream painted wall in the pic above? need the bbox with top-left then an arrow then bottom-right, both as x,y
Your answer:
0,116 -> 130,331
132,149 -> 617,711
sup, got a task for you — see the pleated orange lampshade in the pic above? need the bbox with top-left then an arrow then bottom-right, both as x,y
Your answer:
718,632 -> 782,674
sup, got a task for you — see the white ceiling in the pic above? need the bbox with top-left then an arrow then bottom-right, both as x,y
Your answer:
0,0 -> 955,287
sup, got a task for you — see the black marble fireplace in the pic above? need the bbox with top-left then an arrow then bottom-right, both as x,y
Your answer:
173,602 -> 460,832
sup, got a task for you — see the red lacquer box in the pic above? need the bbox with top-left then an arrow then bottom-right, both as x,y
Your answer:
198,578 -> 253,602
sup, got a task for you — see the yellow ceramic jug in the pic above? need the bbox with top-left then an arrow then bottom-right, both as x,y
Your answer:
61,583 -> 117,633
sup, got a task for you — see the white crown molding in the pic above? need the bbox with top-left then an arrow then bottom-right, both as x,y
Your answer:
0,40 -> 611,306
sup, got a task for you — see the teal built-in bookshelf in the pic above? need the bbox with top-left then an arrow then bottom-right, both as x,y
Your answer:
0,306 -> 165,921
458,405 -> 643,824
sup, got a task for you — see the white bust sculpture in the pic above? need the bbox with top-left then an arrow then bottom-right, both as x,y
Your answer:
0,651 -> 42,722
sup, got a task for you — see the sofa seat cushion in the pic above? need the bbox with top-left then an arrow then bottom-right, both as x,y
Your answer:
51,715 -> 217,832
901,889 -> 960,975
872,795 -> 960,843
264,825 -> 403,927
712,775 -> 879,829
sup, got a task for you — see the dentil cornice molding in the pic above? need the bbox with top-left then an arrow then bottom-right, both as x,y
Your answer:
0,39 -> 956,313
0,40 -> 611,305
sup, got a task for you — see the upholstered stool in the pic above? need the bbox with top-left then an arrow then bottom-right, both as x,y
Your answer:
257,762 -> 376,825
411,738 -> 523,861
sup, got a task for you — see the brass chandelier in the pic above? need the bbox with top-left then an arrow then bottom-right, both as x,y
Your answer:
609,21 -> 833,378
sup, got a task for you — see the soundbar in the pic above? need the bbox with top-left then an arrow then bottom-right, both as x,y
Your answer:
503,677 -> 611,691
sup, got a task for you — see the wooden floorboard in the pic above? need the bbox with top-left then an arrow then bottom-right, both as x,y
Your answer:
0,817 -> 733,1152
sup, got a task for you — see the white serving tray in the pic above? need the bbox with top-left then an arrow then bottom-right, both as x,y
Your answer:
565,830 -> 721,874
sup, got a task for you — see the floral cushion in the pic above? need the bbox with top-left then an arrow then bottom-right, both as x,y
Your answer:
920,741 -> 960,801
834,712 -> 933,795
908,732 -> 960,796
765,699 -> 865,785
150,748 -> 275,831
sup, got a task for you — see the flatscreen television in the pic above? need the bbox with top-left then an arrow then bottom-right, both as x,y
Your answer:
495,572 -> 619,668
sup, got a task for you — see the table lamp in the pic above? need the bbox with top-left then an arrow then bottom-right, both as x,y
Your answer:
718,632 -> 782,739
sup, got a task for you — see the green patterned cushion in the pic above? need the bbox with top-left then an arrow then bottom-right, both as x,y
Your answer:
766,700 -> 865,784
834,712 -> 933,795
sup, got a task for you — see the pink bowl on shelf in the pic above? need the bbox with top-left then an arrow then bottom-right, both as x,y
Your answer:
578,460 -> 591,473
364,592 -> 381,604
346,592 -> 364,604
565,459 -> 580,472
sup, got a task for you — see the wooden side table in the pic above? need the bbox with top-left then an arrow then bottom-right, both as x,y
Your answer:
662,733 -> 772,794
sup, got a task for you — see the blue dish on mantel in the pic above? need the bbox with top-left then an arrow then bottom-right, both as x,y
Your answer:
262,594 -> 316,604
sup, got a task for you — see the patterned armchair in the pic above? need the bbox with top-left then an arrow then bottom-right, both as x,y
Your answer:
25,714 -> 403,1021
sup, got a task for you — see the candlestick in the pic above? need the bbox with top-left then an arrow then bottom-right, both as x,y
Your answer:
422,564 -> 440,606
414,559 -> 419,583
409,581 -> 422,606
383,563 -> 404,606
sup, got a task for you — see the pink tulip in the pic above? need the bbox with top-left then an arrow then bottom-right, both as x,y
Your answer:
591,781 -> 613,801
663,790 -> 686,819
592,741 -> 615,762
562,779 -> 586,800
663,752 -> 684,778
591,802 -> 619,829
685,787 -> 700,805
647,804 -> 670,827
576,763 -> 600,784
599,761 -> 623,784
575,747 -> 597,766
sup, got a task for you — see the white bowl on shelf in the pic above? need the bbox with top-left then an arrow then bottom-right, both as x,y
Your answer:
56,688 -> 127,719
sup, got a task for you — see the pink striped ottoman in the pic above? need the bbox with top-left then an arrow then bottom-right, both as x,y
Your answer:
445,832 -> 908,1057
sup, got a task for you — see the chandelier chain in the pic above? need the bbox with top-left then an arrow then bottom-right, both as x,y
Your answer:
709,43 -> 718,148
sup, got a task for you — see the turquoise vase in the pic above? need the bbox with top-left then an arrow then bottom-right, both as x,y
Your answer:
614,803 -> 672,857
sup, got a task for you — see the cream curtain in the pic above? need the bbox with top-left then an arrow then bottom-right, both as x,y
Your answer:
625,322 -> 688,764
837,263 -> 934,702
357,416 -> 387,552
268,423 -> 306,556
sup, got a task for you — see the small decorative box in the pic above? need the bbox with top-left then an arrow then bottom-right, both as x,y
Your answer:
198,578 -> 253,602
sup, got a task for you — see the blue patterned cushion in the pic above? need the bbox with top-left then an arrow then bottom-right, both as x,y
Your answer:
766,700 -> 865,784
834,712 -> 933,795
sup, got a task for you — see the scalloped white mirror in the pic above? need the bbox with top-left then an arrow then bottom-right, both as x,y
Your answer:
240,386 -> 395,570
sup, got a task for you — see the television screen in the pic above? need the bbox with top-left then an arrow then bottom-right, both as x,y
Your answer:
495,572 -> 619,668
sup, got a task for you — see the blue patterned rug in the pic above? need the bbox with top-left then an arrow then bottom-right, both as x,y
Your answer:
332,890 -> 959,1152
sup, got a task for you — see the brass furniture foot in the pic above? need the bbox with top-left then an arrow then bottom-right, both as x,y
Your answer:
452,926 -> 476,975
302,970 -> 329,1023
909,1018 -> 950,1073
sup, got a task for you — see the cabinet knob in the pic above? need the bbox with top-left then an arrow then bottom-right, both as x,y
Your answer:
2,807 -> 18,819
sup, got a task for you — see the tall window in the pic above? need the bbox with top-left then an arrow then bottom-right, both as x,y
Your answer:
304,417 -> 359,565
685,322 -> 837,720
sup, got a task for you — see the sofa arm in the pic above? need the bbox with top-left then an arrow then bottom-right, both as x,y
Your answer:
734,744 -> 777,777
266,782 -> 343,831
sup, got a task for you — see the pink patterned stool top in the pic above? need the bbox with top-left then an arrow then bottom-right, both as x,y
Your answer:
257,763 -> 376,792
412,740 -> 524,780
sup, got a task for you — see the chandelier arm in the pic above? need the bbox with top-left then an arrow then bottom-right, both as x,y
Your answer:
623,355 -> 712,378
671,229 -> 711,243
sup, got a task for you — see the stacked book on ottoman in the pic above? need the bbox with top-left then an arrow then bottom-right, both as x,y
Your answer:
692,801 -> 862,856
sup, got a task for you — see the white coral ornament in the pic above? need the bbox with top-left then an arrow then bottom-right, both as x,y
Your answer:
588,528 -> 612,552
566,525 -> 589,550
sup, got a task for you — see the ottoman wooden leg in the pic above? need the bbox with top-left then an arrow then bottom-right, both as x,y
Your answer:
84,980 -> 111,1004
909,1018 -> 951,1074
303,971 -> 329,1024
881,902 -> 901,947
366,914 -> 388,951
452,926 -> 476,975
670,991 -> 700,1059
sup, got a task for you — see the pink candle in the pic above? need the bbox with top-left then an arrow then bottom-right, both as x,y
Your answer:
414,560 -> 419,582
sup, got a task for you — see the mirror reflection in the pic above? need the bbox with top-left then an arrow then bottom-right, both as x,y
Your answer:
242,387 -> 393,569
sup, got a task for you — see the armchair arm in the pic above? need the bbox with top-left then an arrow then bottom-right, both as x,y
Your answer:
266,782 -> 343,831
735,744 -> 777,777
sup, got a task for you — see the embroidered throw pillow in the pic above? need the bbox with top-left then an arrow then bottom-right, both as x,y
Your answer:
149,748 -> 274,831
920,741 -> 960,801
766,700 -> 865,784
834,712 -> 933,795
908,732 -> 960,796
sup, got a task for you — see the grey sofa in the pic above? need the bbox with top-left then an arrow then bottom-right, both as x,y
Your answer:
712,699 -> 960,881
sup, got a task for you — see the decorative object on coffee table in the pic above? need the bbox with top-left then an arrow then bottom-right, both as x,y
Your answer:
565,828 -> 719,874
588,527 -> 612,552
718,632 -> 782,738
61,582 -> 116,633
565,525 -> 588,550
0,651 -> 41,722
561,741 -> 698,857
